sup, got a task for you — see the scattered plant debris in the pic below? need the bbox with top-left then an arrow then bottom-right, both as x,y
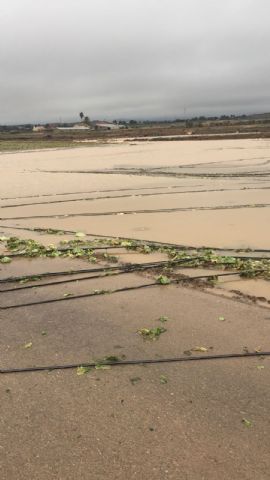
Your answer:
77,366 -> 92,375
137,326 -> 167,340
103,356 -> 120,363
1,235 -> 270,281
242,418 -> 252,428
156,275 -> 171,285
92,289 -> 112,295
160,375 -> 168,384
0,256 -> 11,264
191,346 -> 209,353
19,276 -> 41,284
102,253 -> 118,263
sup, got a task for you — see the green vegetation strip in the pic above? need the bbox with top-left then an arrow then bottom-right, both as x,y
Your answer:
0,224 -> 269,253
1,236 -> 269,280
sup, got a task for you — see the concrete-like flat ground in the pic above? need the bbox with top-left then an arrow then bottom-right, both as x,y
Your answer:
0,139 -> 270,479
1,278 -> 270,480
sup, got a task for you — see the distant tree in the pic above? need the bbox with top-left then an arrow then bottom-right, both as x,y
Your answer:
84,116 -> 90,125
79,112 -> 84,121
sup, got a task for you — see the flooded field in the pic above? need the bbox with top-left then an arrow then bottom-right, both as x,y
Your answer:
1,138 -> 269,300
1,139 -> 270,246
1,139 -> 270,479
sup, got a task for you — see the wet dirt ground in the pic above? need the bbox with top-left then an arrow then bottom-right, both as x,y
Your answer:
0,139 -> 270,479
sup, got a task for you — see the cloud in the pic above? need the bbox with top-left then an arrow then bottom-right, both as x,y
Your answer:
1,0 -> 270,123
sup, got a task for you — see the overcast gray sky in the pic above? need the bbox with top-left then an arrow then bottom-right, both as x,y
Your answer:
1,0 -> 270,124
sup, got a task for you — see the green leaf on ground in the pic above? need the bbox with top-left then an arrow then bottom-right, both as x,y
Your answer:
137,326 -> 167,340
120,241 -> 133,247
160,375 -> 168,384
242,418 -> 252,427
23,342 -> 33,349
75,232 -> 86,237
77,366 -> 92,376
218,316 -> 225,321
0,256 -> 11,264
156,275 -> 171,285
103,356 -> 120,363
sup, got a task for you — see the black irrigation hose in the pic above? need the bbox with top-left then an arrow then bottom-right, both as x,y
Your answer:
0,281 -> 159,310
0,257 -> 197,285
2,190 -> 188,209
1,223 -> 270,253
0,265 -> 267,294
1,351 -> 270,375
2,202 -> 270,221
3,185 -> 268,209
41,168 -> 270,179
0,265 -> 118,284
0,184 -> 190,201
0,270 -> 128,292
1,268 -> 268,309
0,258 -> 189,292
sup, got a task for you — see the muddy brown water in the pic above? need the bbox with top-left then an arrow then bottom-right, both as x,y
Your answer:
0,138 -> 269,297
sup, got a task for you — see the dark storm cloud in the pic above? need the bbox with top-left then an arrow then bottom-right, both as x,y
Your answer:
1,0 -> 270,123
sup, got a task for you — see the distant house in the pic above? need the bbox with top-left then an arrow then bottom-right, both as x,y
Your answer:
57,124 -> 90,131
33,125 -> 46,132
94,121 -> 125,131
